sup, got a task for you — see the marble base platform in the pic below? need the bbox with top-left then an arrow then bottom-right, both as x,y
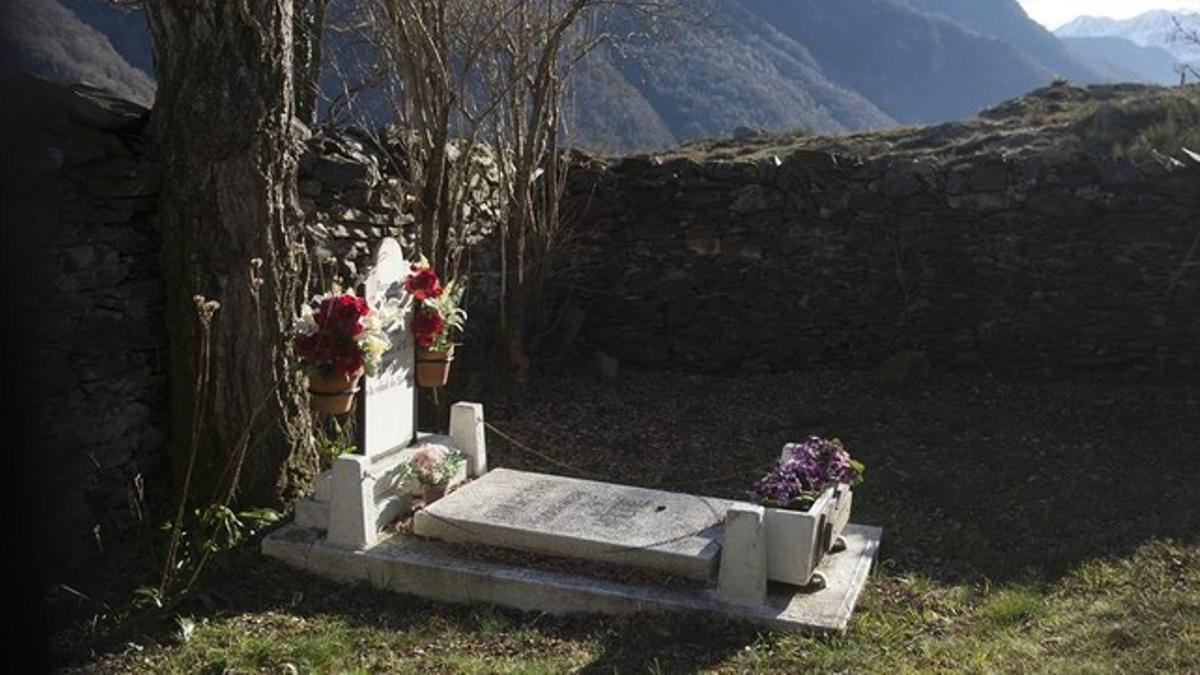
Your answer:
262,521 -> 881,634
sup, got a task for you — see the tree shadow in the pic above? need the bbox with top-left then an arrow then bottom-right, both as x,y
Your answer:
49,532 -> 762,672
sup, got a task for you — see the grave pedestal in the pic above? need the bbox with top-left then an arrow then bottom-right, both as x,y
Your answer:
266,497 -> 882,635
718,504 -> 768,605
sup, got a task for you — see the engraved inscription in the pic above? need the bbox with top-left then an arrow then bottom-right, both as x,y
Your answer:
593,496 -> 653,528
415,469 -> 736,580
483,479 -> 553,522
481,481 -> 660,534
534,489 -> 588,525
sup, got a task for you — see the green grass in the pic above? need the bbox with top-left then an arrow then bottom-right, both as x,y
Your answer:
54,371 -> 1200,673
64,540 -> 1199,673
1110,96 -> 1200,162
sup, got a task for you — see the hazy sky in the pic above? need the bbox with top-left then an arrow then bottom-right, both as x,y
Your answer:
1017,0 -> 1200,29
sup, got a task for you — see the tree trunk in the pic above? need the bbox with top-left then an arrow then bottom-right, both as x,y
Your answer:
145,1 -> 315,507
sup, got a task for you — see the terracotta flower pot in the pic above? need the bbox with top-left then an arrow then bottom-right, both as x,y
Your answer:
416,344 -> 455,387
423,483 -> 448,505
307,368 -> 363,415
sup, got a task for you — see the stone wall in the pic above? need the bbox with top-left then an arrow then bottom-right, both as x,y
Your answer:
562,149 -> 1200,381
21,78 -> 508,560
20,78 -> 1200,565
19,79 -> 164,559
18,80 -> 441,561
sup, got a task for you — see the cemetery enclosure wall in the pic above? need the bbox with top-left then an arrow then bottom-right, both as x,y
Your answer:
560,151 -> 1200,381
23,80 -> 166,567
24,79 -> 1199,564
23,81 -> 421,564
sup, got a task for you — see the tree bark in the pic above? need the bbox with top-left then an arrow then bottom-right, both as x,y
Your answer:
144,1 -> 314,507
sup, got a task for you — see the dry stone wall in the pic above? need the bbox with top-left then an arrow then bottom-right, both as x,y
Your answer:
562,149 -> 1200,381
19,80 -> 438,561
20,79 -> 164,561
19,78 -> 1199,566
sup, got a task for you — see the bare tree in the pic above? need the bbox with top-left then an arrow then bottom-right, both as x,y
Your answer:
362,0 -> 693,378
295,0 -> 333,124
1171,15 -> 1200,85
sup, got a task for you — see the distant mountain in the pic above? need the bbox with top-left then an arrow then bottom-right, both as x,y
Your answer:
59,0 -> 155,76
898,0 -> 1117,83
1060,36 -> 1181,85
568,2 -> 897,152
0,0 -> 153,105
1056,11 -> 1200,63
740,0 -> 1064,124
8,0 -> 1193,154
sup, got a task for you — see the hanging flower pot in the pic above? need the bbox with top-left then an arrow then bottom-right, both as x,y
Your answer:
407,259 -> 468,389
293,286 -> 395,415
416,344 -> 455,387
307,368 -> 363,415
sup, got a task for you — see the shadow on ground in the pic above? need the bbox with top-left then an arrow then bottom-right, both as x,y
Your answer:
51,540 -> 759,672
478,369 -> 1200,586
49,369 -> 1200,670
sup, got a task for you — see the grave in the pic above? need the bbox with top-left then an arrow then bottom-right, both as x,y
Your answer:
268,237 -> 882,635
290,238 -> 486,548
413,469 -> 735,580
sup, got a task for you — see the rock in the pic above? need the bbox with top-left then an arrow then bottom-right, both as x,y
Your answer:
62,84 -> 150,131
731,125 -> 763,140
882,161 -> 922,198
301,153 -> 380,190
971,161 -> 1008,192
685,237 -> 721,256
299,178 -> 323,197
730,184 -> 782,214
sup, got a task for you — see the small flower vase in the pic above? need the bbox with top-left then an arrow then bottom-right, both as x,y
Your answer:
307,368 -> 363,415
763,484 -> 853,587
416,344 -> 456,387
422,483 -> 448,505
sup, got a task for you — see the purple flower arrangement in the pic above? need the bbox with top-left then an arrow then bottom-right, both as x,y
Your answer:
753,436 -> 865,510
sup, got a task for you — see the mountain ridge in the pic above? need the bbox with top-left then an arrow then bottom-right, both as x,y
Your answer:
1056,10 -> 1200,63
10,0 -> 1195,154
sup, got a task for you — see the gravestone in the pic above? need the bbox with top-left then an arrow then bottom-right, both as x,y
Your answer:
329,238 -> 416,548
358,237 -> 416,456
413,468 -> 738,580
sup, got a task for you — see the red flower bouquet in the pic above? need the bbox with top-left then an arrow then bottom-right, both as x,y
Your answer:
404,260 -> 466,387
294,289 -> 392,413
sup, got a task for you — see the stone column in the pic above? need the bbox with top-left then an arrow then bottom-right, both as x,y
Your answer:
327,455 -> 376,549
449,402 -> 487,477
718,504 -> 768,606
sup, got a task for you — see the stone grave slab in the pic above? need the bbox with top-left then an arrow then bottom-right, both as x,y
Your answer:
412,468 -> 738,580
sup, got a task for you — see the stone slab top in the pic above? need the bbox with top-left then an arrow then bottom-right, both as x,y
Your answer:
412,468 -> 744,580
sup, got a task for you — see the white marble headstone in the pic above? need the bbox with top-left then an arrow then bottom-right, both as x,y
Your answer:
359,238 -> 415,456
